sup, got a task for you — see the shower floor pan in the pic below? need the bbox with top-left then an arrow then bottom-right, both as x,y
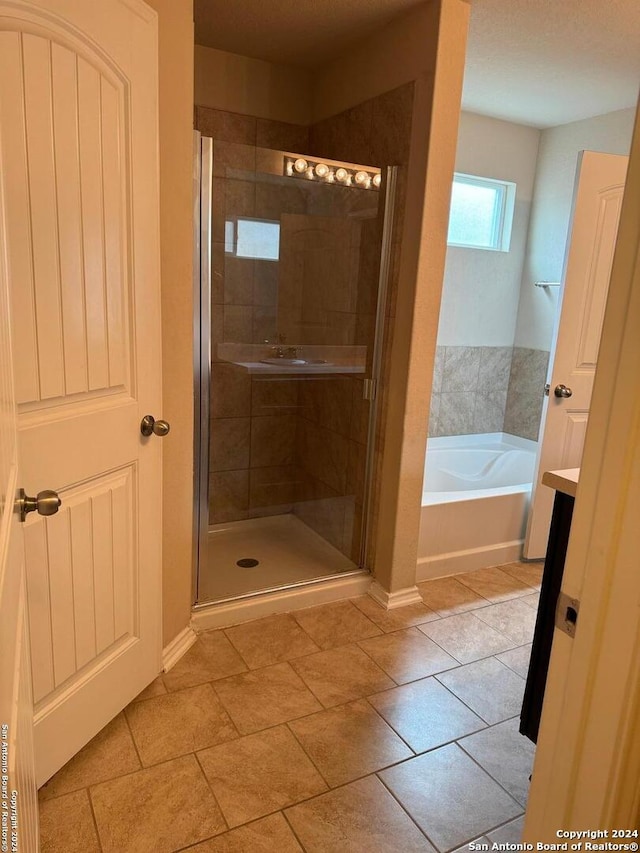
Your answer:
199,513 -> 356,603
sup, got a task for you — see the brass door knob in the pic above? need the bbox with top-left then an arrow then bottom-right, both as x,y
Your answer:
140,415 -> 171,437
554,384 -> 573,398
16,489 -> 62,523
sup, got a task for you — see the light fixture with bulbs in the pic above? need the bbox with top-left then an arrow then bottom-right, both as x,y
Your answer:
283,156 -> 381,190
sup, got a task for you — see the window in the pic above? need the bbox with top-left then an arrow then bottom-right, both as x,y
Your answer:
447,173 -> 516,252
225,217 -> 280,261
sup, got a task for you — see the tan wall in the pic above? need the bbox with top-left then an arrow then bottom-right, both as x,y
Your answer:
194,44 -> 312,126
313,0 -> 469,593
375,0 -> 469,592
145,0 -> 195,646
312,3 -> 451,122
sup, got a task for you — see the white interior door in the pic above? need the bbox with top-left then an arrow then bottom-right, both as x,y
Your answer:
0,0 -> 163,786
0,120 -> 39,851
523,151 -> 627,559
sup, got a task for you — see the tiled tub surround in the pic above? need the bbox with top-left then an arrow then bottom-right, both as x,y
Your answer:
429,345 -> 550,441
39,562 -> 541,853
503,347 -> 551,442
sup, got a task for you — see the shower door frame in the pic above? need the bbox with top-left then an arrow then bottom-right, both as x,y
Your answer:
191,133 -> 397,605
192,131 -> 212,604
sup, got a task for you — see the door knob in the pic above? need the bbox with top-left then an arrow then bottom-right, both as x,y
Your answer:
554,384 -> 573,398
140,415 -> 171,437
16,489 -> 61,523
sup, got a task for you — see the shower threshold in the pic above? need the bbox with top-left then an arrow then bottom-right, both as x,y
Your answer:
198,513 -> 357,603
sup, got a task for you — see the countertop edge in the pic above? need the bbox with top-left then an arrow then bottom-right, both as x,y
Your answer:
541,468 -> 579,498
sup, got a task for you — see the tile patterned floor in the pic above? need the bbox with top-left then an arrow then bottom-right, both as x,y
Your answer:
39,561 -> 542,853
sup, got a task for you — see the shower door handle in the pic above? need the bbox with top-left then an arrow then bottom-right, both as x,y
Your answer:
554,384 -> 573,399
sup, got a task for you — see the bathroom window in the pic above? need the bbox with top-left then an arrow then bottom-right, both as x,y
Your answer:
447,173 -> 516,252
225,217 -> 280,261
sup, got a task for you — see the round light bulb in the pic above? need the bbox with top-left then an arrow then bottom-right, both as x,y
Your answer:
315,163 -> 329,178
306,167 -> 314,180
354,171 -> 368,186
372,173 -> 382,188
294,158 -> 308,173
335,167 -> 348,182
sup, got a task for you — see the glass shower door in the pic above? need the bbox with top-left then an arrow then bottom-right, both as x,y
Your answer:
194,136 -> 395,604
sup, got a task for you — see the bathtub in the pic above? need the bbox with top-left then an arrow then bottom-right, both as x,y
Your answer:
417,433 -> 537,579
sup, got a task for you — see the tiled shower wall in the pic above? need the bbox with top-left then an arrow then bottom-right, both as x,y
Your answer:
308,83 -> 414,566
195,108 -> 310,527
428,345 -> 550,441
197,83 -> 415,569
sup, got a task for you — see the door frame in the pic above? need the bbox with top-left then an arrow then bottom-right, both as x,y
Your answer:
524,103 -> 640,835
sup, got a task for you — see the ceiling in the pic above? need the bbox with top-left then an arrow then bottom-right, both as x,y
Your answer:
194,0 -> 640,128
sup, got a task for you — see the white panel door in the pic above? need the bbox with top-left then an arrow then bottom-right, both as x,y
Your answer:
0,0 -> 163,786
0,113 -> 39,851
524,151 -> 627,558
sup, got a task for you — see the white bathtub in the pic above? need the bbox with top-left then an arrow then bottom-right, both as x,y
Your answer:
418,433 -> 537,579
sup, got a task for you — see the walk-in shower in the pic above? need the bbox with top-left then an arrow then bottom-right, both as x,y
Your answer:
193,132 -> 396,605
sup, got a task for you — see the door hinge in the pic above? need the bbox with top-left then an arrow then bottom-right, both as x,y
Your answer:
363,378 -> 377,401
555,591 -> 580,638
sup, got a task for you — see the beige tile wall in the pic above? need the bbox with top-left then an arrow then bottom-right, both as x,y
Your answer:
428,344 -> 550,440
195,108 -> 309,526
503,347 -> 550,441
309,83 -> 415,567
196,87 -> 414,568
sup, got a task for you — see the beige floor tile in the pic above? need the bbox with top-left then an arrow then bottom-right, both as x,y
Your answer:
38,713 -> 140,801
163,630 -> 247,692
40,789 -> 100,853
380,744 -> 521,851
358,628 -> 458,684
291,644 -> 395,707
369,677 -> 486,753
186,813 -> 303,851
131,676 -> 167,703
521,592 -> 541,610
90,754 -> 225,853
456,567 -> 535,603
496,644 -> 532,679
285,775 -> 435,852
213,662 -> 322,734
125,683 -> 237,766
501,561 -> 544,590
473,599 -> 537,646
293,599 -> 382,649
417,576 -> 489,616
352,595 -> 440,632
224,613 -> 319,668
487,815 -> 526,843
418,612 -> 516,663
288,699 -> 412,787
436,658 -> 525,724
197,725 -> 327,828
459,718 -> 535,806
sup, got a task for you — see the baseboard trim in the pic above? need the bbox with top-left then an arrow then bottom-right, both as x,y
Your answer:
417,540 -> 523,581
162,626 -> 198,672
191,572 -> 372,632
368,581 -> 423,610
